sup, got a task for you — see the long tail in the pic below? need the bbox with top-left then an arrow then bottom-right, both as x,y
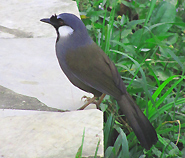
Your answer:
116,93 -> 158,150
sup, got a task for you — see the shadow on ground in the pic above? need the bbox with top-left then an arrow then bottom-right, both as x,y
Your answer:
0,85 -> 64,112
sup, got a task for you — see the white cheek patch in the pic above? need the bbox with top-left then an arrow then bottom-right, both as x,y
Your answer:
58,26 -> 74,37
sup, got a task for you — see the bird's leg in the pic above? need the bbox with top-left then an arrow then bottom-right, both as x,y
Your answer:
96,93 -> 106,109
78,93 -> 106,110
78,96 -> 98,110
81,95 -> 98,104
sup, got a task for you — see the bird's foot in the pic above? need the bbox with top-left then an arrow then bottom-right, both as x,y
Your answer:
78,93 -> 106,110
81,95 -> 98,104
78,96 -> 98,110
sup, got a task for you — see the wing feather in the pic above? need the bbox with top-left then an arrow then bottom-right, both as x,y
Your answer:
65,42 -> 126,99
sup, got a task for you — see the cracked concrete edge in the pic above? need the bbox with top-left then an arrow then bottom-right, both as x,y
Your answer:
0,85 -> 65,112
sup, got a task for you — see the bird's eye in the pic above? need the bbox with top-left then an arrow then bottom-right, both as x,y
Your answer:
58,19 -> 64,26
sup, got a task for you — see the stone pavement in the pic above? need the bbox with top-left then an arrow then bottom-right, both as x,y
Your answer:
0,109 -> 103,158
0,0 -> 103,157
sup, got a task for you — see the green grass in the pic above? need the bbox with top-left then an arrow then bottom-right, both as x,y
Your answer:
76,0 -> 185,157
75,128 -> 85,158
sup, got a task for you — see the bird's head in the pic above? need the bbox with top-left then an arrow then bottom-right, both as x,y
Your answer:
40,13 -> 88,39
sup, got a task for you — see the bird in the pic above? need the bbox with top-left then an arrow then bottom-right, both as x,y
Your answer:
40,13 -> 158,150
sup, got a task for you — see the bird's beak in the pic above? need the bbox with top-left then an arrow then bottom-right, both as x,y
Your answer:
40,16 -> 60,28
40,18 -> 52,24
40,14 -> 63,29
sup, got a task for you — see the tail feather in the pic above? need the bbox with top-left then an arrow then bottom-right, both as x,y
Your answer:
116,93 -> 158,150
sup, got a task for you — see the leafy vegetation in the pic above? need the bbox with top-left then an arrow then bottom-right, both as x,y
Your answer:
76,0 -> 185,157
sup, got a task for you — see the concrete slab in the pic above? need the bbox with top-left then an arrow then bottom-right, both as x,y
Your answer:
0,0 -> 80,38
0,0 -> 95,111
0,38 -> 94,110
0,109 -> 103,158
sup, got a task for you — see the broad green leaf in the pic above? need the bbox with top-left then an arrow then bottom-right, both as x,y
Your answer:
150,1 -> 176,35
